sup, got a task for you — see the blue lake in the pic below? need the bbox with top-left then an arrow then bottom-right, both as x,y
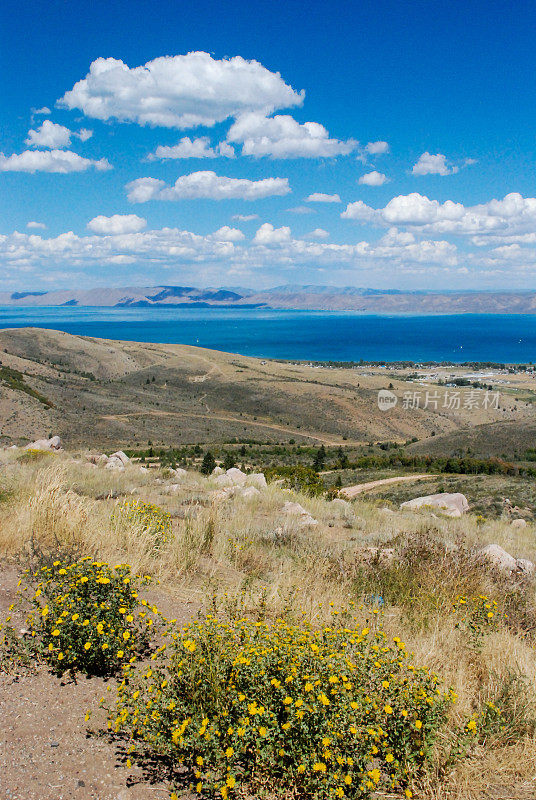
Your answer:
0,306 -> 535,363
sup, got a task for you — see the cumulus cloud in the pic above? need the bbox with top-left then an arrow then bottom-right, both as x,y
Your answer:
58,53 -> 304,129
0,150 -> 111,173
27,221 -> 47,230
26,121 -> 72,149
32,106 -> 51,116
126,171 -> 290,203
210,226 -> 245,241
253,223 -> 292,245
25,121 -> 94,149
341,192 -> 536,243
306,192 -> 341,203
365,141 -> 389,155
227,112 -> 357,158
358,171 -> 388,186
412,152 -> 458,176
0,221 -> 459,282
149,136 -> 235,160
87,214 -> 147,234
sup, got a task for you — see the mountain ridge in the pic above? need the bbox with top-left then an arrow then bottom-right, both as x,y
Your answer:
1,285 -> 536,313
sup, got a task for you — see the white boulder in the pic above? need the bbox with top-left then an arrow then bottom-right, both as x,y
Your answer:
283,501 -> 309,516
105,456 -> 125,471
331,498 -> 351,511
511,518 -> 528,529
282,501 -> 318,527
400,492 -> 469,518
479,544 -> 517,571
25,435 -> 63,452
215,467 -> 248,487
516,558 -> 535,575
212,466 -> 224,476
238,486 -> 261,501
109,450 -> 130,465
478,544 -> 533,574
247,472 -> 267,489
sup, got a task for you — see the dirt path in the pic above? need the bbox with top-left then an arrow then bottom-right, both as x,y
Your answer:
101,409 -> 365,446
340,473 -> 436,499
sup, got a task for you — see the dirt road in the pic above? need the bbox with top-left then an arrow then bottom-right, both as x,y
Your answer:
340,473 -> 436,499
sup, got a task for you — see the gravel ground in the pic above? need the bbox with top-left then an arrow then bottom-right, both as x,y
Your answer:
0,566 -> 190,800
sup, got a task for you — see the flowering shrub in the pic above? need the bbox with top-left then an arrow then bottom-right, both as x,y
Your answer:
110,616 -> 455,799
453,595 -> 504,647
8,558 -> 164,676
113,499 -> 172,550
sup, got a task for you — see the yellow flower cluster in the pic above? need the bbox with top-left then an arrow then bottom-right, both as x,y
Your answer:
453,595 -> 504,645
110,614 -> 454,799
13,558 -> 164,676
113,499 -> 172,549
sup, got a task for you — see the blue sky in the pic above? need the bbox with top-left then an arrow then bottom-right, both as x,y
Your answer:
2,0 -> 536,291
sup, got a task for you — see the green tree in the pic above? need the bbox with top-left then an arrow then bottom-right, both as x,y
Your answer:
313,444 -> 326,471
337,445 -> 349,469
201,451 -> 216,475
223,451 -> 236,470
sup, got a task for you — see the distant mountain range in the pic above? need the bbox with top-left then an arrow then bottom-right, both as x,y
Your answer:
2,285 -> 536,313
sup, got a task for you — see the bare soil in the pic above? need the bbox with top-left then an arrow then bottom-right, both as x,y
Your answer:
0,567 -> 193,800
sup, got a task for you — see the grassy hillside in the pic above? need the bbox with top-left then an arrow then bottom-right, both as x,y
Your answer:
0,328 -> 533,451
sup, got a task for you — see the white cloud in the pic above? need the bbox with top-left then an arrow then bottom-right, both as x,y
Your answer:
0,221 -> 459,281
27,221 -> 47,230
26,121 -> 72,149
365,141 -> 389,155
340,200 -> 378,223
288,206 -> 315,214
87,214 -> 147,234
232,213 -> 259,221
58,53 -> 304,129
126,171 -> 290,202
253,223 -> 292,245
0,149 -> 111,173
211,226 -> 245,241
341,192 -> 536,242
306,228 -> 330,239
358,171 -> 388,186
227,112 -> 357,158
25,121 -> 93,149
32,106 -> 51,116
412,152 -> 458,176
306,192 -> 341,203
77,128 -> 93,142
149,136 -> 235,160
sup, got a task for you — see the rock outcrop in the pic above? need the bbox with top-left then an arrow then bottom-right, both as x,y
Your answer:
282,501 -> 318,527
214,468 -> 267,490
25,435 -> 63,452
105,451 -> 130,471
400,492 -> 469,518
479,543 -> 534,574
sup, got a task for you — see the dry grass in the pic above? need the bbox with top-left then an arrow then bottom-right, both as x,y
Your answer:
1,451 -> 536,798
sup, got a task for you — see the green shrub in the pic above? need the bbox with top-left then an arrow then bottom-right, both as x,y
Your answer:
110,616 -> 455,799
265,464 -> 325,496
5,558 -> 164,676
